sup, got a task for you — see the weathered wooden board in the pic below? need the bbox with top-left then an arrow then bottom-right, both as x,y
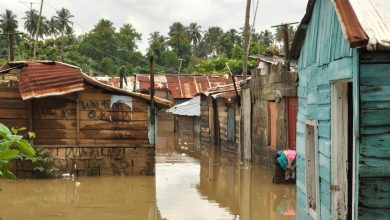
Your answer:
79,111 -> 147,121
0,99 -> 28,109
34,129 -> 77,139
80,130 -> 148,140
33,119 -> 77,129
0,109 -> 28,119
0,88 -> 21,98
79,120 -> 147,130
359,178 -> 390,209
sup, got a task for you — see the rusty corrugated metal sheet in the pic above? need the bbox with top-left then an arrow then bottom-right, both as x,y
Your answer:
2,61 -> 171,107
135,74 -> 241,99
19,61 -> 84,100
291,0 -> 390,58
334,0 -> 368,48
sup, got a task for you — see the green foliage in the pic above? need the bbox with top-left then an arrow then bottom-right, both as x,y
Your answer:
30,145 -> 59,178
2,8 -> 297,76
0,123 -> 36,180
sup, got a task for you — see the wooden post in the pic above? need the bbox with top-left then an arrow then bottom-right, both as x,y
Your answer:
76,97 -> 80,145
8,33 -> 14,61
149,56 -> 155,145
28,100 -> 33,131
226,63 -> 241,106
242,0 -> 251,78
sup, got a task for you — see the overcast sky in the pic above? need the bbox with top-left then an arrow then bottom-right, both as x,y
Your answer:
2,0 -> 307,53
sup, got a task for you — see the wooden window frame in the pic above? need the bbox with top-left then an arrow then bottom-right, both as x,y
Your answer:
304,120 -> 320,219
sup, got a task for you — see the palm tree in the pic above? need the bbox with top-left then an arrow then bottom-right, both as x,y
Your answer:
186,22 -> 202,46
23,9 -> 38,38
93,18 -> 115,33
148,32 -> 168,63
46,17 -> 59,38
204,26 -> 224,56
0,9 -> 18,61
259,30 -> 273,47
168,22 -> 188,56
54,8 -> 74,61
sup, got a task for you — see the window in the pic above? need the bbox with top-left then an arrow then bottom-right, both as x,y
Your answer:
269,101 -> 277,148
227,107 -> 235,142
305,120 -> 320,219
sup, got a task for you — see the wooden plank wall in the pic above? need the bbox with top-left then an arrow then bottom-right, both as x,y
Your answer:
200,95 -> 211,158
0,81 -> 154,176
295,0 -> 354,219
0,88 -> 29,130
217,99 -> 239,156
358,52 -> 390,218
30,86 -> 150,146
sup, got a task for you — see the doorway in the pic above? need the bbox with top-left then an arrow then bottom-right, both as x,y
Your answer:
331,82 -> 353,220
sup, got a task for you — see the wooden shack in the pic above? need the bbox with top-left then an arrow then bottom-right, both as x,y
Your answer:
249,55 -> 298,172
167,96 -> 201,155
0,61 -> 171,176
199,85 -> 241,171
291,0 -> 390,219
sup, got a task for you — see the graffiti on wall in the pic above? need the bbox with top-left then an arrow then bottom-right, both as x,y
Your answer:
52,147 -> 154,176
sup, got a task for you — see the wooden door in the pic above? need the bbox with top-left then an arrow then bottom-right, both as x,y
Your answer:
287,97 -> 298,150
269,101 -> 277,148
331,82 -> 353,220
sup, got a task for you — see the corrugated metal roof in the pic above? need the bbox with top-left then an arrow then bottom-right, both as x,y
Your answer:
347,0 -> 390,51
167,96 -> 200,116
19,61 -> 84,100
291,0 -> 390,58
94,74 -> 242,99
0,61 -> 172,107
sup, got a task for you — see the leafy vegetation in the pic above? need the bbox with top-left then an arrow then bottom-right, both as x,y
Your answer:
0,8 -> 296,75
0,123 -> 36,181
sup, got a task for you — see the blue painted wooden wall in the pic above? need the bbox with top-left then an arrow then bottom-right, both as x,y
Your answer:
295,0 -> 354,219
358,53 -> 390,219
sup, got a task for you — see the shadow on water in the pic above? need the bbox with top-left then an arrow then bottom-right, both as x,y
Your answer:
0,114 -> 295,220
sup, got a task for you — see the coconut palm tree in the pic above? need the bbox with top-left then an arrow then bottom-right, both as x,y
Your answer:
0,9 -> 18,61
23,9 -> 38,39
53,8 -> 74,61
186,22 -> 202,46
204,26 -> 224,56
168,22 -> 188,55
46,17 -> 59,38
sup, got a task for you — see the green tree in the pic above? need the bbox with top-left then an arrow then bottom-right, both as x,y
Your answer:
168,22 -> 189,57
0,9 -> 18,61
259,30 -> 273,47
53,8 -> 74,61
204,26 -> 224,56
23,9 -> 38,39
186,22 -> 202,46
46,17 -> 59,38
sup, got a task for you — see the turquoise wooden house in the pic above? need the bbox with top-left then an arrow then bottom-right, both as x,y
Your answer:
290,0 -> 390,219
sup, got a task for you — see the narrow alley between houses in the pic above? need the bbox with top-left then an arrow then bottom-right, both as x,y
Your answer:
0,115 -> 295,220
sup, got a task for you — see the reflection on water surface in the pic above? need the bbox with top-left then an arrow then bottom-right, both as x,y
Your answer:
0,116 -> 295,220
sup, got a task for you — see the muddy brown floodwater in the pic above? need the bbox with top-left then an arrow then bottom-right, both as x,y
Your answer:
0,116 -> 296,220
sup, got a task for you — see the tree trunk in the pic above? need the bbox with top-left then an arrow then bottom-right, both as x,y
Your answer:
61,33 -> 65,62
242,0 -> 251,78
8,33 -> 14,61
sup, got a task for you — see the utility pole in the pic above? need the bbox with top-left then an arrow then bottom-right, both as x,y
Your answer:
242,0 -> 251,79
271,22 -> 299,70
149,56 -> 156,145
33,0 -> 44,59
178,58 -> 185,75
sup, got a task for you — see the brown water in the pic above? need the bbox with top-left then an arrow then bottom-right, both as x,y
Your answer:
0,116 -> 296,220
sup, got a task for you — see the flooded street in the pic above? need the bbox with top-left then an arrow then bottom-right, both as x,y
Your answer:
0,117 -> 296,220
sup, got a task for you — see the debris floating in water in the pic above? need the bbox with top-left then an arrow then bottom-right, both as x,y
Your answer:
61,173 -> 70,179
